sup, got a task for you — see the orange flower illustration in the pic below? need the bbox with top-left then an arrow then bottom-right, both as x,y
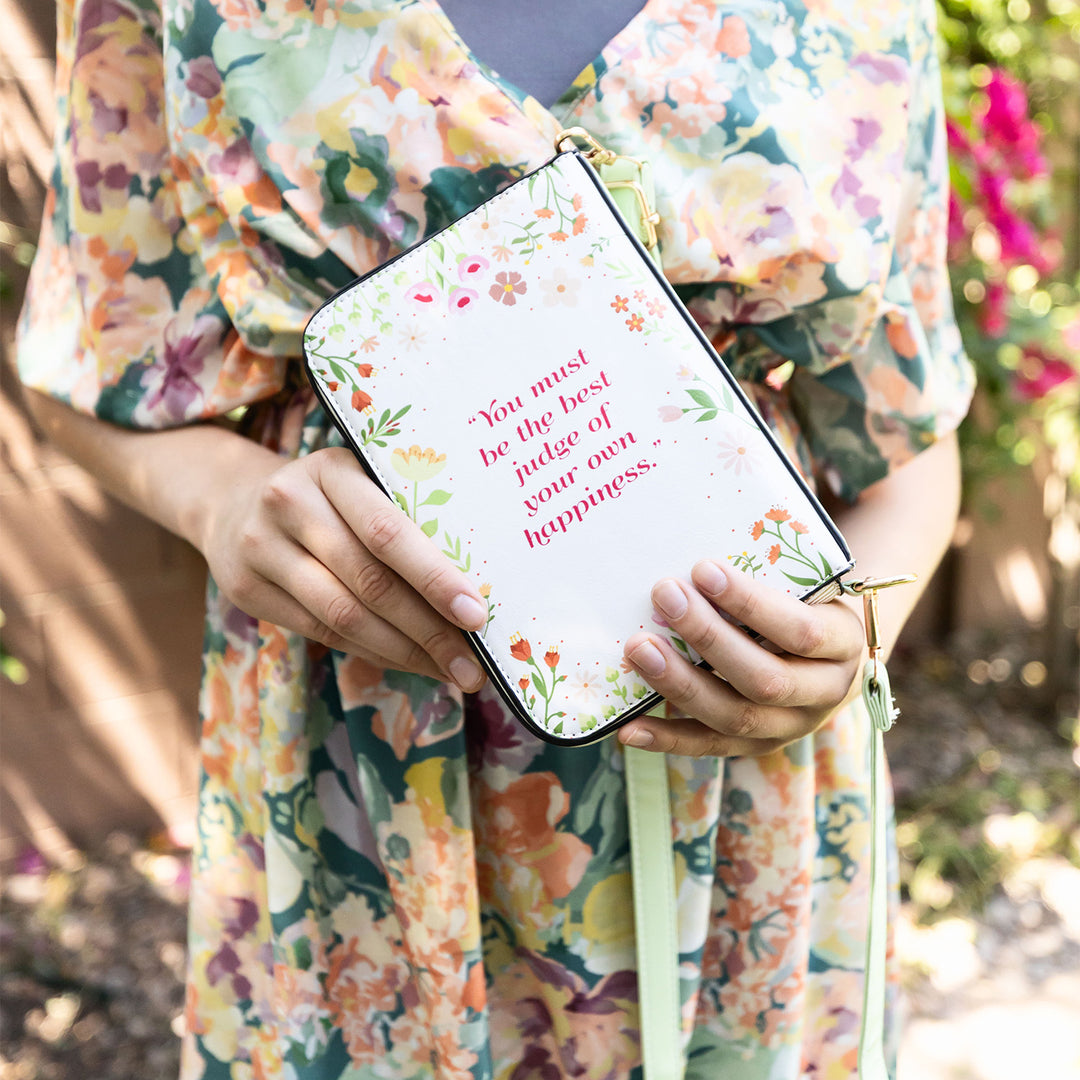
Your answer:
572,213 -> 587,235
765,507 -> 790,523
751,520 -> 765,540
626,314 -> 644,332
548,230 -> 568,242
519,676 -> 530,692
544,646 -> 560,670
790,520 -> 808,534
535,207 -> 554,219
479,583 -> 491,597
509,634 -> 531,662
351,389 -> 372,412
611,295 -> 629,313
768,544 -> 781,564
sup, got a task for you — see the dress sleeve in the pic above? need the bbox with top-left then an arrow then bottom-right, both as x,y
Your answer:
786,0 -> 975,502
16,0 -> 288,429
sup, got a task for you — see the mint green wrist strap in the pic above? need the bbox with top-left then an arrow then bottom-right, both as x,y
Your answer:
858,659 -> 898,1080
625,746 -> 684,1078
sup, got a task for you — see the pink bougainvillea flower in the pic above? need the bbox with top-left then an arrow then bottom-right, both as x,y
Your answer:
457,255 -> 488,281
978,280 -> 1009,338
449,288 -> 479,314
405,281 -> 441,307
980,70 -> 1047,178
1015,347 -> 1079,401
489,271 -> 526,306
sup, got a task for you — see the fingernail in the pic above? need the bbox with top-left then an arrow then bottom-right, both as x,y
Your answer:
449,655 -> 484,691
628,640 -> 666,677
450,593 -> 487,629
622,727 -> 655,749
695,561 -> 727,596
653,580 -> 687,621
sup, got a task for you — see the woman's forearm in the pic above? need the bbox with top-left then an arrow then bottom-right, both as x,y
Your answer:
23,389 -> 283,553
826,430 -> 962,659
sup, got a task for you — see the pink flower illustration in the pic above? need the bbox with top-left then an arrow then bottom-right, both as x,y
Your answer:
716,436 -> 753,475
458,255 -> 489,281
406,281 -> 441,307
449,288 -> 479,314
489,271 -> 527,306
658,405 -> 683,422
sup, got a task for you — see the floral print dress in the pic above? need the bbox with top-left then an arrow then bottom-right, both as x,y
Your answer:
18,0 -> 973,1077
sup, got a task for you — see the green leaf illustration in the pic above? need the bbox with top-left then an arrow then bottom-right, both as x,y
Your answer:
422,490 -> 452,506
421,520 -> 438,537
783,572 -> 822,587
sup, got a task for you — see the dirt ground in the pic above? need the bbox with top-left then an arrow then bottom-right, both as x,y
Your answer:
2,629 -> 1078,1080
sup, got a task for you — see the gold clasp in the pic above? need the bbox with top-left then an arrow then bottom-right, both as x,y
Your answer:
603,179 -> 661,250
841,574 -> 918,683
553,126 -> 618,165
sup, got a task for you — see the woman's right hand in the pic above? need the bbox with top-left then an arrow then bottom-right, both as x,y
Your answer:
199,445 -> 489,691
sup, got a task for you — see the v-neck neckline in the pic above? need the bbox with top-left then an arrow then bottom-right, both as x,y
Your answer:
415,0 -> 656,126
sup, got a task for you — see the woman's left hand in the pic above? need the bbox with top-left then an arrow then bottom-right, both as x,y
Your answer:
618,560 -> 866,757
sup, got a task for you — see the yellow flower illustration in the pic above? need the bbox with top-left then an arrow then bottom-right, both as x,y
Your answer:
391,445 -> 447,480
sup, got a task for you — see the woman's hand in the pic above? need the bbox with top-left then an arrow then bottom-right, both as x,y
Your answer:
200,445 -> 489,691
618,561 -> 865,757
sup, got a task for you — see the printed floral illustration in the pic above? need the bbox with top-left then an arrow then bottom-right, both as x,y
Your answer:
540,269 -> 580,307
504,162 -> 587,260
604,261 -> 681,343
390,444 -> 450,536
739,506 -> 833,587
659,368 -> 755,428
489,271 -> 527,306
509,634 -> 566,730
306,336 -> 379,403
715,433 -> 757,475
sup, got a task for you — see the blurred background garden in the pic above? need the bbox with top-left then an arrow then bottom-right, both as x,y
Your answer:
1,0 -> 1079,1077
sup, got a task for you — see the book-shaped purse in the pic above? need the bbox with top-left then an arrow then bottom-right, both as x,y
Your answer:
303,149 -> 853,746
